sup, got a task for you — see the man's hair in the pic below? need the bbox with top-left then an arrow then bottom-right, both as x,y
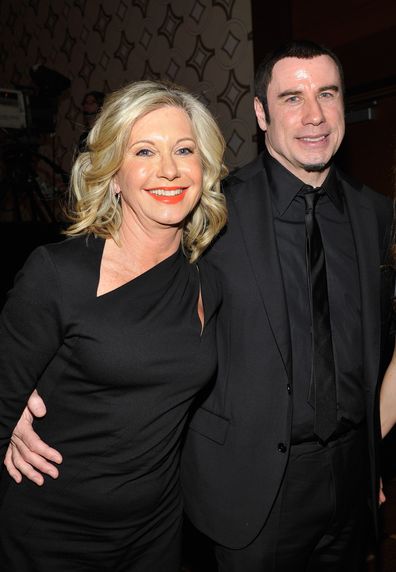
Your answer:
254,40 -> 345,122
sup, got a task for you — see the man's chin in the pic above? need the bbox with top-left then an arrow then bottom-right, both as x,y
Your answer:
302,162 -> 328,173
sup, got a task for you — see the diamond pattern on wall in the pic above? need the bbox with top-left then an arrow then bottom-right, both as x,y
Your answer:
60,29 -> 76,61
74,0 -> 88,16
78,53 -> 95,88
186,36 -> 215,82
45,5 -> 59,38
222,30 -> 240,59
141,60 -> 161,81
117,0 -> 128,20
158,4 -> 183,49
218,69 -> 250,117
99,51 -> 110,71
190,0 -> 206,24
114,31 -> 135,71
166,58 -> 181,82
93,5 -> 112,43
139,28 -> 153,51
132,0 -> 149,18
212,0 -> 236,19
227,128 -> 245,156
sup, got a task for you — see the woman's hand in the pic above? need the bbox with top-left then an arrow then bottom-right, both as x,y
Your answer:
4,390 -> 62,486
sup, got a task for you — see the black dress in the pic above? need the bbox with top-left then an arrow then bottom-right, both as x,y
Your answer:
0,235 -> 219,571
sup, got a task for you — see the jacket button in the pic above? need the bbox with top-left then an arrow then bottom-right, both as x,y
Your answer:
277,443 -> 287,453
287,384 -> 292,394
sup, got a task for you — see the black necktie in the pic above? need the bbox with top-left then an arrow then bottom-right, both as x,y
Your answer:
302,186 -> 337,442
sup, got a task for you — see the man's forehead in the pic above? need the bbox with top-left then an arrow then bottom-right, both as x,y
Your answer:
269,55 -> 341,89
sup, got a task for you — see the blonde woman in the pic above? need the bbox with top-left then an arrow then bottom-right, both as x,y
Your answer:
0,80 -> 227,571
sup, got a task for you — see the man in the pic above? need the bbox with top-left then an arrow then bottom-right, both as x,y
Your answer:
180,40 -> 393,570
4,41 -> 393,571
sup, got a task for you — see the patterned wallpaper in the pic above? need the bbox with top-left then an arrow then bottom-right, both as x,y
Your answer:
0,0 -> 257,208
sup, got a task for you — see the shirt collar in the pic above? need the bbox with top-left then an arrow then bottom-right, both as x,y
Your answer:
264,146 -> 344,215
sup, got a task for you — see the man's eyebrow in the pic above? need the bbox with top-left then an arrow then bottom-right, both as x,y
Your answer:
278,84 -> 340,99
318,84 -> 340,93
278,89 -> 303,99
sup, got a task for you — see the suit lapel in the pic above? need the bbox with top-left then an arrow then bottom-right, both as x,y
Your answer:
341,178 -> 381,389
228,167 -> 292,378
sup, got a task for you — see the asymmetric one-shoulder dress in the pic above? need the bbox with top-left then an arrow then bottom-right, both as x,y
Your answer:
0,235 -> 219,571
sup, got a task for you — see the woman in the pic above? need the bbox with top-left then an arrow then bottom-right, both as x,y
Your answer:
0,80 -> 227,571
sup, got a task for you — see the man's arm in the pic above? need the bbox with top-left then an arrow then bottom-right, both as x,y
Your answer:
4,390 -> 62,486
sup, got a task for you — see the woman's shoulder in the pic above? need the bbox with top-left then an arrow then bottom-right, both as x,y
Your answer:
37,234 -> 103,273
43,234 -> 103,258
12,235 -> 104,300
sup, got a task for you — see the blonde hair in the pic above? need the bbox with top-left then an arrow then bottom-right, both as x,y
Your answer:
66,80 -> 228,262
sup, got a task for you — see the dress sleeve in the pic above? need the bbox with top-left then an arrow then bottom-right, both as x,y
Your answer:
0,246 -> 64,460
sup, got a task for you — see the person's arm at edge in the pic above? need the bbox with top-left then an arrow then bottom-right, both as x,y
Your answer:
380,338 -> 396,439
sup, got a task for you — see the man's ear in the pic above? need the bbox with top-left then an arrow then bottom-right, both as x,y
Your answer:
254,97 -> 267,132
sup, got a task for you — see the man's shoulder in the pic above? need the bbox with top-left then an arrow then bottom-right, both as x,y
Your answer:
223,153 -> 267,191
335,167 -> 392,212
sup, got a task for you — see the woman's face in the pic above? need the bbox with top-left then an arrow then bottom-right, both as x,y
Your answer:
114,106 -> 203,233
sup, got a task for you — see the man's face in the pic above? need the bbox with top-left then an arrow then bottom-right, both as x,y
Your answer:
254,55 -> 345,185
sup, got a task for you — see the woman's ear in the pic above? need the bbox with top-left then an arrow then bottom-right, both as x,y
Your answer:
111,177 -> 120,196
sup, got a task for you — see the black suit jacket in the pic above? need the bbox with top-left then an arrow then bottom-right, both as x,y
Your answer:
180,152 -> 393,549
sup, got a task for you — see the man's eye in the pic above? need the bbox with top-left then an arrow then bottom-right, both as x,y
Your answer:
285,96 -> 300,104
320,92 -> 334,99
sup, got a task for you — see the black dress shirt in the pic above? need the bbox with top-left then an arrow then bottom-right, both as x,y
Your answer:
265,151 -> 365,443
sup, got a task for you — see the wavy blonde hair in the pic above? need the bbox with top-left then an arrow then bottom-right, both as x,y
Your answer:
66,80 -> 228,262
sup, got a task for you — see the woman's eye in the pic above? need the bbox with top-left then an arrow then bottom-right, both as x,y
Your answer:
177,147 -> 193,155
136,148 -> 153,157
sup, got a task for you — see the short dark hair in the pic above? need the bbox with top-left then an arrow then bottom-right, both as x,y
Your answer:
254,40 -> 345,122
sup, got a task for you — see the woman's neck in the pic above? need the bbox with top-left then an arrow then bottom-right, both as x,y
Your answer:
117,219 -> 182,271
